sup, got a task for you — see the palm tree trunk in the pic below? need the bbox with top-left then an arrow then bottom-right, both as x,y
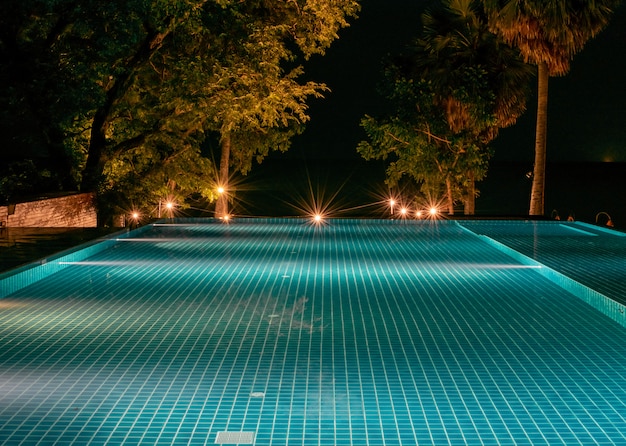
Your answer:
529,62 -> 549,216
215,132 -> 231,218
464,171 -> 475,215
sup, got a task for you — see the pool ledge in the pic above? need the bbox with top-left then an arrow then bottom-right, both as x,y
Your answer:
458,224 -> 626,329
0,224 -> 154,299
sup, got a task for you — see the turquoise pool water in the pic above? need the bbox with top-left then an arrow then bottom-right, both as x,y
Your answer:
1,219 -> 625,445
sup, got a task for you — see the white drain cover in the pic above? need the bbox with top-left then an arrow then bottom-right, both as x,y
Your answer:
215,431 -> 255,444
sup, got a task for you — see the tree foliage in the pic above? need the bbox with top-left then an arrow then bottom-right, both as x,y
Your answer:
484,0 -> 621,76
0,0 -> 359,223
358,0 -> 532,214
202,1 -> 360,217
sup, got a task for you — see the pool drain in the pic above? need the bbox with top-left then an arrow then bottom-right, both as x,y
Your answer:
215,431 -> 255,444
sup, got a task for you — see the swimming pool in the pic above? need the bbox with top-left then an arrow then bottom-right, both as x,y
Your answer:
1,219 -> 625,445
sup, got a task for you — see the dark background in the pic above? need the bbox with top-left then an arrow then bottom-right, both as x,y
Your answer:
277,0 -> 626,163
236,0 -> 626,226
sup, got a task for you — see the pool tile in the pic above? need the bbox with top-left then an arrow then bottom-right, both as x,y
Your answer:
1,219 -> 626,444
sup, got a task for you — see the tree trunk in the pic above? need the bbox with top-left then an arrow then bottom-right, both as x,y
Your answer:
81,109 -> 109,193
215,132 -> 231,218
464,171 -> 475,215
80,26 -> 171,226
529,62 -> 549,216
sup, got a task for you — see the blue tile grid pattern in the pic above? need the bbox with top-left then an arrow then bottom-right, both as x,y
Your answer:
460,220 -> 626,306
457,221 -> 626,328
0,219 -> 625,445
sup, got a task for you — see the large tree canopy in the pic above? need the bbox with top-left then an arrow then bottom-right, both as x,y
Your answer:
358,0 -> 532,215
0,0 -> 359,223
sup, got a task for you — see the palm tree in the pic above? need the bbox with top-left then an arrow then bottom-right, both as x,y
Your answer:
416,0 -> 533,213
483,0 -> 621,216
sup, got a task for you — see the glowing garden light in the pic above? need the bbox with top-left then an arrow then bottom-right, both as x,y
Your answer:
389,198 -> 396,215
416,210 -> 423,219
158,199 -> 176,219
157,199 -> 176,218
400,207 -> 408,217
429,207 -> 438,216
217,186 -> 225,194
127,210 -> 141,228
308,212 -> 327,226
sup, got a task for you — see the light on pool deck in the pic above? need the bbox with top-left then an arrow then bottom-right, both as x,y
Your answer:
312,214 -> 325,225
217,186 -> 225,194
429,207 -> 438,216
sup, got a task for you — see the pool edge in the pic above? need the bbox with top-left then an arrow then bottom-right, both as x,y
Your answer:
456,222 -> 626,329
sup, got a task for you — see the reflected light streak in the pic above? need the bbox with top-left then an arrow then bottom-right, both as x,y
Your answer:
115,238 -> 190,242
386,262 -> 543,271
458,264 -> 542,269
58,260 -> 157,266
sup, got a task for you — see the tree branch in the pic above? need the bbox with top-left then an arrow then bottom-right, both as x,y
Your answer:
384,131 -> 410,146
416,128 -> 451,145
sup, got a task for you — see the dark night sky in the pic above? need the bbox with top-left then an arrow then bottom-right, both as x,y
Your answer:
278,0 -> 626,164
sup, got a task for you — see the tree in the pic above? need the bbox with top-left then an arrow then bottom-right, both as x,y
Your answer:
358,0 -> 531,214
0,0 -> 121,191
78,0 -> 242,223
484,0 -> 621,215
76,0 -> 359,221
1,0 -> 359,224
205,1 -> 360,218
1,0 -> 213,222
